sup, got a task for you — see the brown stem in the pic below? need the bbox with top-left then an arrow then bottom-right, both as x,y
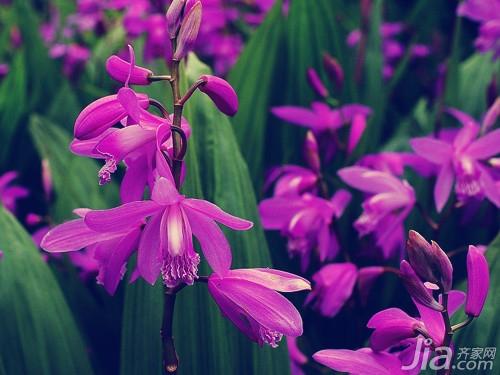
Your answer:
437,293 -> 453,375
178,79 -> 206,106
162,291 -> 178,374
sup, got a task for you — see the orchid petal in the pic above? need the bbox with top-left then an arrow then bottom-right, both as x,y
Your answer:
183,199 -> 253,230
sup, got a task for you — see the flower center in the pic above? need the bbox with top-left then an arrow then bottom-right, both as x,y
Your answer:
258,326 -> 283,348
161,252 -> 200,288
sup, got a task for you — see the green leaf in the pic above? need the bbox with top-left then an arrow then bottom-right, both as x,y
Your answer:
453,233 -> 500,350
228,1 -> 285,185
0,206 -> 93,375
29,115 -> 118,223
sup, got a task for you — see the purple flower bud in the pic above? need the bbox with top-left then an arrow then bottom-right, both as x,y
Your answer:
323,53 -> 344,90
400,260 -> 443,311
347,114 -> 367,155
74,93 -> 149,140
173,1 -> 202,60
303,131 -> 321,173
306,68 -> 328,98
465,245 -> 489,317
105,56 -> 152,85
198,75 -> 239,116
166,0 -> 186,38
406,230 -> 453,291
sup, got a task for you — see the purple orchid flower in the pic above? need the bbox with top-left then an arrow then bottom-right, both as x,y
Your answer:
272,102 -> 371,135
208,268 -> 310,347
305,263 -> 385,317
338,166 -> 416,258
83,175 -> 252,287
259,190 -> 351,271
367,290 -> 465,351
458,0 -> 500,59
410,108 -> 500,212
0,171 -> 29,214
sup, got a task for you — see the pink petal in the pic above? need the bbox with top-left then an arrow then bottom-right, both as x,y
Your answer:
367,307 -> 415,329
466,128 -> 500,160
453,121 -> 480,150
165,204 -> 192,256
478,164 -> 500,207
347,114 -> 367,154
271,106 -> 322,129
106,55 -> 152,85
184,207 -> 231,276
151,177 -> 181,206
41,219 -> 124,252
410,137 -> 452,164
137,212 -> 163,284
465,245 -> 490,317
226,268 -> 311,292
121,153 -> 150,203
96,125 -> 155,162
183,199 -> 253,230
330,189 -> 352,217
434,162 -> 454,212
258,197 -> 304,229
481,97 -> 500,133
338,166 -> 402,194
85,201 -> 161,232
446,108 -> 479,128
370,320 -> 419,351
117,87 -> 143,124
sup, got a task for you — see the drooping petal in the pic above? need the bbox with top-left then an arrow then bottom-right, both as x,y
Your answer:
434,162 -> 454,213
466,128 -> 500,160
137,212 -> 163,284
183,199 -> 253,230
465,245 -> 490,317
185,207 -> 232,276
410,137 -> 452,164
85,201 -> 161,232
101,228 -> 141,295
210,276 -> 304,338
226,268 -> 311,292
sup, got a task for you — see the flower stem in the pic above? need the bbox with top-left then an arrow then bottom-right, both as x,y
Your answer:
437,292 -> 454,375
162,290 -> 178,374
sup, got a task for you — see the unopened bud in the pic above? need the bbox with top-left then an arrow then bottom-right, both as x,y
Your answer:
166,0 -> 187,38
465,245 -> 489,317
198,75 -> 238,116
400,260 -> 443,311
306,68 -> 328,98
323,53 -> 344,90
406,230 -> 453,291
106,55 -> 153,85
173,1 -> 202,60
303,131 -> 320,173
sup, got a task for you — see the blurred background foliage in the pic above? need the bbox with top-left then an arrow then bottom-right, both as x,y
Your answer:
0,0 -> 498,374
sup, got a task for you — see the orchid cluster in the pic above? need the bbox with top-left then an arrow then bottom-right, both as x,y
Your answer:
347,22 -> 430,79
259,42 -> 498,372
39,1 -> 309,371
40,0 -> 275,77
458,0 -> 500,59
313,231 -> 490,375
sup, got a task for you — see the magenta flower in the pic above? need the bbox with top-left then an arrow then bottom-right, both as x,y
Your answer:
338,166 -> 416,258
259,190 -> 351,271
264,166 -> 319,197
314,348 -> 406,375
306,68 -> 329,98
410,112 -> 500,211
0,171 -> 29,214
305,263 -> 385,317
367,290 -> 465,351
272,102 -> 371,134
465,245 -> 490,317
84,176 -> 252,287
208,268 -> 310,347
458,0 -> 500,59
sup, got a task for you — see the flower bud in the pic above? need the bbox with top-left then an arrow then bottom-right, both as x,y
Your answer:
166,0 -> 186,38
400,260 -> 443,311
306,68 -> 328,98
465,245 -> 489,317
406,230 -> 453,291
105,56 -> 153,85
198,75 -> 239,116
347,114 -> 367,155
173,1 -> 202,60
303,131 -> 320,173
322,53 -> 344,90
74,93 -> 149,140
